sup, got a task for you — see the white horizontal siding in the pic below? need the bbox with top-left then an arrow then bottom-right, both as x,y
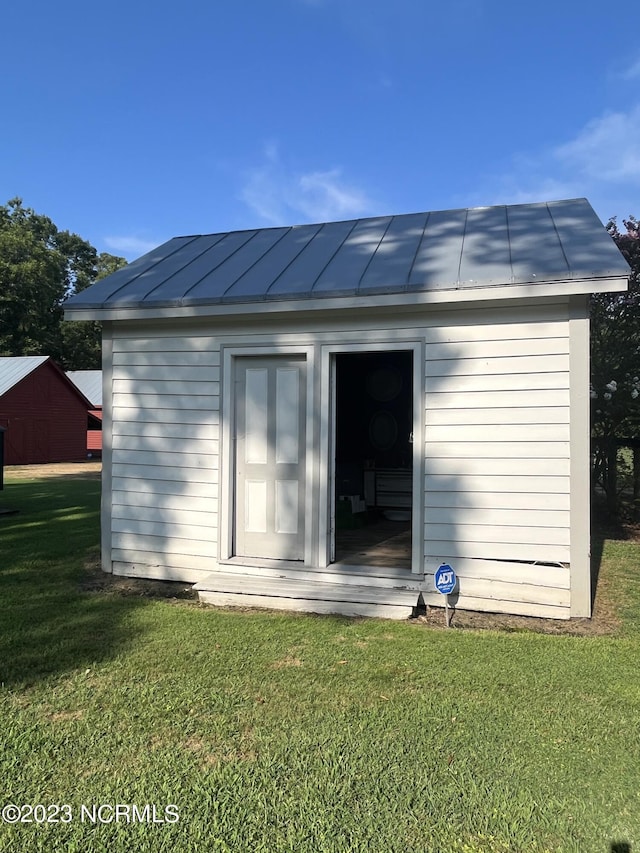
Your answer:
423,557 -> 570,618
426,506 -> 569,528
427,407 -> 569,425
424,491 -> 569,510
428,353 -> 569,376
427,441 -> 569,459
427,388 -> 569,409
112,489 -> 218,514
113,420 -> 219,440
113,365 -> 221,383
426,522 -> 569,547
113,378 -> 220,397
426,578 -> 569,608
427,423 -> 569,442
428,539 -> 569,562
112,532 -> 217,558
425,316 -> 568,343
109,331 -> 221,581
426,371 -> 569,393
112,501 -> 216,525
426,337 -> 570,360
113,448 -> 217,470
427,474 -> 569,494
113,351 -> 221,368
424,311 -> 571,609
112,515 -> 216,543
428,595 -> 571,619
112,434 -> 219,457
113,335 -> 218,353
426,458 -> 569,476
426,556 -> 569,586
112,548 -> 218,574
111,476 -> 215,499
112,562 -> 210,584
112,463 -> 218,483
113,392 -> 217,411
423,590 -> 570,619
113,407 -> 217,426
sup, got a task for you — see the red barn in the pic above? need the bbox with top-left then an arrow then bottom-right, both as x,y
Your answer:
0,356 -> 93,465
66,370 -> 103,457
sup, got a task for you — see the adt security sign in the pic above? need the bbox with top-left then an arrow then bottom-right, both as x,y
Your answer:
434,563 -> 457,595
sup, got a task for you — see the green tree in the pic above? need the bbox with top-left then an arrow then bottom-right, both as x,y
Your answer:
61,252 -> 128,369
591,216 -> 640,516
0,198 -> 126,369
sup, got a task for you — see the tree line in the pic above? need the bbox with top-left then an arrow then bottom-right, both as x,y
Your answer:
1,197 -> 639,515
0,197 -> 127,370
592,216 -> 640,516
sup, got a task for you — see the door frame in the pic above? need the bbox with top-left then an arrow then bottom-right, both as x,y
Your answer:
318,341 -> 424,575
219,345 -> 315,565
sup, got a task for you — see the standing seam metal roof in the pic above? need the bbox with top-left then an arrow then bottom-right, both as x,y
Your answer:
0,356 -> 49,397
66,371 -> 102,407
63,199 -> 631,313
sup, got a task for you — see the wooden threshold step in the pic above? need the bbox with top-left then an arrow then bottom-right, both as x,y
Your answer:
194,572 -> 419,620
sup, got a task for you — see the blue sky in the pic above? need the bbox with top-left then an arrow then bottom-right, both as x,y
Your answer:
2,0 -> 639,259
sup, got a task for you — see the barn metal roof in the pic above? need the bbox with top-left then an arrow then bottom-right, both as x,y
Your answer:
66,371 -> 102,407
64,198 -> 630,315
0,356 -> 49,397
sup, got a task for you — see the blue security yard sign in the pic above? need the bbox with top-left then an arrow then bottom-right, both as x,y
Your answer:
434,563 -> 457,595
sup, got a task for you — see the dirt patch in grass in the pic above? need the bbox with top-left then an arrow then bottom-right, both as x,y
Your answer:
5,461 -> 102,480
270,654 -> 303,669
47,710 -> 85,723
415,601 -> 617,636
80,549 -> 197,601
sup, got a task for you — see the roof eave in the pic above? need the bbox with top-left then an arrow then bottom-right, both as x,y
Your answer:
63,274 -> 629,323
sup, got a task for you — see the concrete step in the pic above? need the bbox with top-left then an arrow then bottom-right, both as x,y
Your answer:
194,572 -> 420,619
206,560 -> 424,590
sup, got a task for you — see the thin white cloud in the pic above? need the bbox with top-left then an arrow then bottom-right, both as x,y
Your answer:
294,170 -> 373,221
554,106 -> 640,182
240,146 -> 377,225
621,56 -> 640,80
103,235 -> 160,257
473,103 -> 640,219
496,181 -> 580,208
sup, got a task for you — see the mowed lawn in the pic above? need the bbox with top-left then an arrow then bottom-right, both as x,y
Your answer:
1,475 -> 640,853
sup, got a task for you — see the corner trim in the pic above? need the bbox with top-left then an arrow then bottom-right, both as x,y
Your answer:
569,295 -> 591,616
101,324 -> 114,574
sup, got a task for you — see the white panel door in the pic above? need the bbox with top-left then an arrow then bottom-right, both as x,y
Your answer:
234,357 -> 306,560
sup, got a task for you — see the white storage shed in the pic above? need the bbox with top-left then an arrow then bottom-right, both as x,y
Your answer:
64,198 -> 630,620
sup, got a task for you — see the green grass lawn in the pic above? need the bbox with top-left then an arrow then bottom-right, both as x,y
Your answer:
1,476 -> 640,852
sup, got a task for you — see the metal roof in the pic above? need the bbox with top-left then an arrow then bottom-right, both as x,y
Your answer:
63,199 -> 630,314
0,356 -> 49,397
66,371 -> 102,407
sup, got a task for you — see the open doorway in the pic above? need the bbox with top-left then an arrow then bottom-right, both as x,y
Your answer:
333,350 -> 413,569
